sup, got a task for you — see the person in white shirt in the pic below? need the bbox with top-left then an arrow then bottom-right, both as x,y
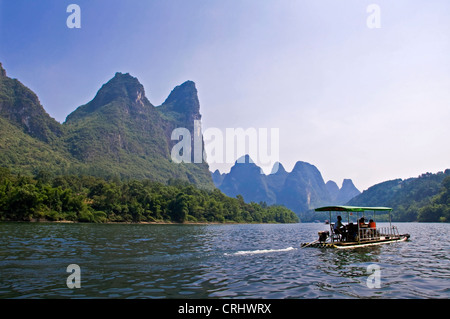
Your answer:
334,215 -> 345,235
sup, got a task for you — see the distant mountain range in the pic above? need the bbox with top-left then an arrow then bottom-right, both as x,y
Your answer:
0,62 -> 214,188
3,61 -> 447,223
0,61 -> 361,215
212,155 -> 361,214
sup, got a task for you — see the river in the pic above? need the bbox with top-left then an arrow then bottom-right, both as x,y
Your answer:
0,222 -> 448,299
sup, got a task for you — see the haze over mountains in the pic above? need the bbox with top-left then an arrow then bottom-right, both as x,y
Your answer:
212,155 -> 361,214
2,61 -> 447,222
0,61 -> 363,215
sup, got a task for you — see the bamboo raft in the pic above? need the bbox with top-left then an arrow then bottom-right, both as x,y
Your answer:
301,206 -> 410,249
301,235 -> 410,249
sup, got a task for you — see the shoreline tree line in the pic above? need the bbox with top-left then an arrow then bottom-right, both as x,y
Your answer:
0,168 -> 299,224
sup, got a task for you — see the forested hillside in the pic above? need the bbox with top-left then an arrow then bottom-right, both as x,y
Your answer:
348,170 -> 450,222
0,168 -> 299,224
0,63 -> 213,188
418,175 -> 450,222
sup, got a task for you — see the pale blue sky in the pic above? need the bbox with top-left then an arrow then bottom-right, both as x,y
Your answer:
1,0 -> 449,191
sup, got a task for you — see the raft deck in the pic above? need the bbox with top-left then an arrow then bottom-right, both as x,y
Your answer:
301,235 -> 410,249
304,206 -> 411,249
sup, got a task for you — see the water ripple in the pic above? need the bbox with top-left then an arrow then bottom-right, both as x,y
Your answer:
0,222 -> 449,298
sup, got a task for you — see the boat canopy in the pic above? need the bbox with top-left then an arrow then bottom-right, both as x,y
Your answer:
314,205 -> 392,212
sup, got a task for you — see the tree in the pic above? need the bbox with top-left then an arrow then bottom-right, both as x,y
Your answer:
9,183 -> 42,220
418,176 -> 450,222
169,192 -> 189,222
0,172 -> 299,224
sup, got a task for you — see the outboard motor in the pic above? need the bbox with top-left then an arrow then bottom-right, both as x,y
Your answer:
318,231 -> 329,243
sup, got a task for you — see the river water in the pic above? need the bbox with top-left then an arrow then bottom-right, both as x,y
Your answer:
0,222 -> 448,299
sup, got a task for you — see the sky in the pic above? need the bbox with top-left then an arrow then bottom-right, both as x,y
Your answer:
0,0 -> 449,191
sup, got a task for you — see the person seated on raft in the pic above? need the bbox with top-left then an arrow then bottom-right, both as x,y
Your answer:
359,217 -> 374,239
359,217 -> 368,228
368,219 -> 376,237
346,223 -> 357,241
334,215 -> 347,240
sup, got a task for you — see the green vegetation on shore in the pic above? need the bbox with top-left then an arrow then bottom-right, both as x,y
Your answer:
418,175 -> 450,222
0,168 -> 299,224
348,170 -> 450,223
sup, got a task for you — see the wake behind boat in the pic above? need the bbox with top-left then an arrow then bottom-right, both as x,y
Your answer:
301,206 -> 410,249
225,247 -> 296,256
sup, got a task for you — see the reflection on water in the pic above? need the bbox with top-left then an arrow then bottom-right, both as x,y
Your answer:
0,222 -> 449,299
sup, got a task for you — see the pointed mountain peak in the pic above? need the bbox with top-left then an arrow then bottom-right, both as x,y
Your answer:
326,180 -> 339,187
65,72 -> 152,123
180,80 -> 196,89
0,62 -> 6,77
0,62 -> 62,142
161,80 -> 199,114
326,180 -> 340,201
235,154 -> 255,165
95,72 -> 148,105
341,178 -> 358,190
326,180 -> 339,191
113,71 -> 131,78
336,179 -> 361,204
165,80 -> 197,100
292,161 -> 316,172
229,155 -> 265,174
270,162 -> 287,175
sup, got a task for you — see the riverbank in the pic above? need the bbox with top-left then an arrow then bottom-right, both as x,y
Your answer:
0,173 -> 299,224
1,218 -> 292,225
